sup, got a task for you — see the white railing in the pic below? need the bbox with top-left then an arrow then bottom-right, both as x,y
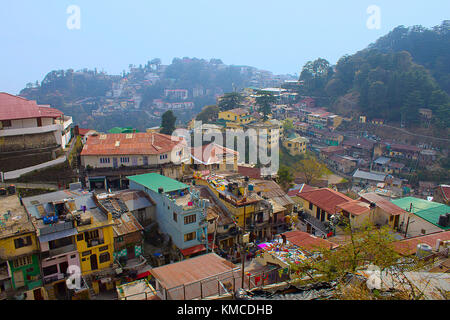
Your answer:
0,124 -> 61,137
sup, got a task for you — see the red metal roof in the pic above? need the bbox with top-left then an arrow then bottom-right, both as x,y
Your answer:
0,92 -> 63,121
150,253 -> 237,290
336,200 -> 371,216
440,185 -> 450,201
297,188 -> 354,214
283,230 -> 339,251
80,132 -> 186,156
180,244 -> 206,257
393,231 -> 450,256
359,192 -> 407,216
190,142 -> 238,165
237,166 -> 261,179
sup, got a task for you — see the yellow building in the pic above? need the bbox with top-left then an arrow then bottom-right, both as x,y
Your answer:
73,209 -> 115,276
218,108 -> 253,125
194,176 -> 259,229
0,195 -> 42,297
282,135 -> 308,156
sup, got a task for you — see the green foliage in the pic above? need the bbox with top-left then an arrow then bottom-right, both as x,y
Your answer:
196,105 -> 220,122
299,58 -> 334,97
218,92 -> 244,111
160,110 -> 177,135
290,223 -> 401,281
255,90 -> 276,121
277,165 -> 294,191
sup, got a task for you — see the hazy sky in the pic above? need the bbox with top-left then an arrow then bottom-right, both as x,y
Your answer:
1,0 -> 449,94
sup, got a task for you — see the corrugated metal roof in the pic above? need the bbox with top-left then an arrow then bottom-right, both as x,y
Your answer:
127,173 -> 188,193
0,92 -> 63,121
150,253 -> 237,290
80,132 -> 185,156
38,228 -> 78,243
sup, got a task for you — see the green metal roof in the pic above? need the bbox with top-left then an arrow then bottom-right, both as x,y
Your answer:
108,127 -> 139,134
127,173 -> 188,193
391,197 -> 450,230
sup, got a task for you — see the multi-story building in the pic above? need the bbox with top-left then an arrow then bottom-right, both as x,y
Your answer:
80,132 -> 189,189
195,173 -> 272,240
127,173 -> 209,259
282,134 -> 308,156
218,108 -> 253,126
0,92 -> 72,153
22,191 -> 82,299
94,193 -> 146,272
190,142 -> 239,173
22,189 -> 116,297
0,195 -> 43,299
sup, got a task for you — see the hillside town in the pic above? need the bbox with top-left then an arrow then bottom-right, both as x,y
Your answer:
0,84 -> 449,301
1,1 -> 449,305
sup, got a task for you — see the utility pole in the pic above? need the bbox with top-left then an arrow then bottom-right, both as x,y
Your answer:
240,204 -> 247,290
404,203 -> 413,238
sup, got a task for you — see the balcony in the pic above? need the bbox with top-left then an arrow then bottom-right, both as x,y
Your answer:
86,238 -> 105,248
48,243 -> 77,257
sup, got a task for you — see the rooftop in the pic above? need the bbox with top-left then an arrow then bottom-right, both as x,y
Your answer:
81,132 -> 185,156
190,142 -> 238,165
0,195 -> 35,239
359,192 -> 407,216
391,197 -> 450,230
283,230 -> 340,251
353,169 -> 386,182
393,230 -> 450,256
0,92 -> 63,121
336,200 -> 371,216
127,173 -> 189,194
297,188 -> 354,214
150,253 -> 237,290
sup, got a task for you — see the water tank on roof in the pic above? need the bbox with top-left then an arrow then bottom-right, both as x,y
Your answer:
416,243 -> 432,258
438,214 -> 449,227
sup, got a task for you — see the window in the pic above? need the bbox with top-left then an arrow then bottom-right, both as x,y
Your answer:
1,120 -> 12,127
99,245 -> 108,252
309,203 -> 313,210
184,232 -> 196,242
13,256 -> 32,268
14,236 -> 32,249
42,265 -> 58,276
77,234 -> 84,241
159,154 -> 168,160
82,250 -> 92,257
99,252 -> 110,264
120,157 -> 130,163
85,230 -> 99,241
116,237 -> 124,242
184,214 -> 196,225
173,212 -> 177,222
100,158 -> 110,164
49,236 -> 72,249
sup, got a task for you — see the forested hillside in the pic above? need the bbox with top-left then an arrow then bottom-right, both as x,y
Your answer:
297,21 -> 450,130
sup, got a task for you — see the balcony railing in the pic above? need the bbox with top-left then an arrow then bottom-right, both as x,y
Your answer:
86,238 -> 105,248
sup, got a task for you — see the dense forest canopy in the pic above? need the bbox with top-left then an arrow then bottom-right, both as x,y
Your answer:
297,21 -> 450,129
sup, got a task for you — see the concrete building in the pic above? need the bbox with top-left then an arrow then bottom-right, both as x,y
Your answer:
0,92 -> 72,152
127,173 -> 209,258
80,132 -> 189,189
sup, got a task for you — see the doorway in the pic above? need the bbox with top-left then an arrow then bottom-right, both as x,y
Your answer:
90,254 -> 98,271
127,246 -> 135,259
33,288 -> 44,300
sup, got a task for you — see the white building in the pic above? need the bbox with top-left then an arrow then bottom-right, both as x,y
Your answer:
0,92 -> 73,152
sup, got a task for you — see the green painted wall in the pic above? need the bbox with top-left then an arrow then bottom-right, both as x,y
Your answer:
9,254 -> 42,290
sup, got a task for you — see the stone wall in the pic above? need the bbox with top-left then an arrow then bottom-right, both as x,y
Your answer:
0,132 -> 58,152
